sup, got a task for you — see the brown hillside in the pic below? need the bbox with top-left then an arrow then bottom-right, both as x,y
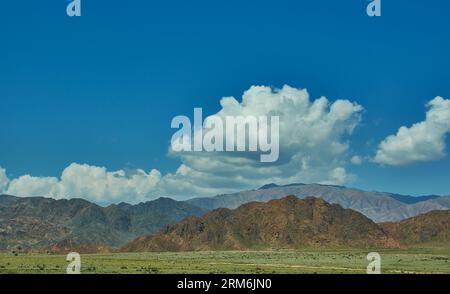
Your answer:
0,195 -> 206,251
381,210 -> 450,245
123,196 -> 399,252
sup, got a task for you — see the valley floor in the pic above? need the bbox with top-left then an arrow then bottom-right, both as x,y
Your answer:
0,248 -> 449,274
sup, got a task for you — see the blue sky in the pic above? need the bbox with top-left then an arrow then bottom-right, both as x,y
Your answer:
1,0 -> 450,202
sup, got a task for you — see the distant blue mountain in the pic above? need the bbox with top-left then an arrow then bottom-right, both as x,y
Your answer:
388,194 -> 440,204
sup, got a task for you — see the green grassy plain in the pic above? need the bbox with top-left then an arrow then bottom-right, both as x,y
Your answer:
0,247 -> 449,274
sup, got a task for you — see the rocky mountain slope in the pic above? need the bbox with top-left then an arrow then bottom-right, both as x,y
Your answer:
123,196 -> 400,252
186,183 -> 450,222
381,210 -> 450,245
0,195 -> 206,252
2,183 -> 449,252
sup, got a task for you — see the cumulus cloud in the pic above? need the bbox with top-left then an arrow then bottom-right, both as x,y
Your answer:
321,167 -> 356,185
350,155 -> 363,165
165,85 -> 363,196
7,175 -> 59,198
374,96 -> 450,166
6,163 -> 161,204
0,167 -> 9,193
2,85 -> 364,203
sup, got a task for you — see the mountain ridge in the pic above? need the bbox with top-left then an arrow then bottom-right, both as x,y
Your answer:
123,196 -> 401,252
0,194 -> 207,252
1,183 -> 449,252
187,183 -> 450,222
123,196 -> 450,252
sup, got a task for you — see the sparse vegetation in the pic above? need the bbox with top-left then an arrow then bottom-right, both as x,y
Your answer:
0,247 -> 448,274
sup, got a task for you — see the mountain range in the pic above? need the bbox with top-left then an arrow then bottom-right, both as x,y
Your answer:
1,183 -> 449,252
124,196 -> 449,252
123,196 -> 401,252
187,183 -> 450,222
0,195 -> 206,252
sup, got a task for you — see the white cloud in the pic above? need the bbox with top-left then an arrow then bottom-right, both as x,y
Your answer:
58,163 -> 162,203
164,85 -> 363,197
6,163 -> 161,204
2,85 -> 364,203
0,167 -> 9,193
321,167 -> 356,185
7,175 -> 59,198
350,155 -> 363,165
374,96 -> 450,166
